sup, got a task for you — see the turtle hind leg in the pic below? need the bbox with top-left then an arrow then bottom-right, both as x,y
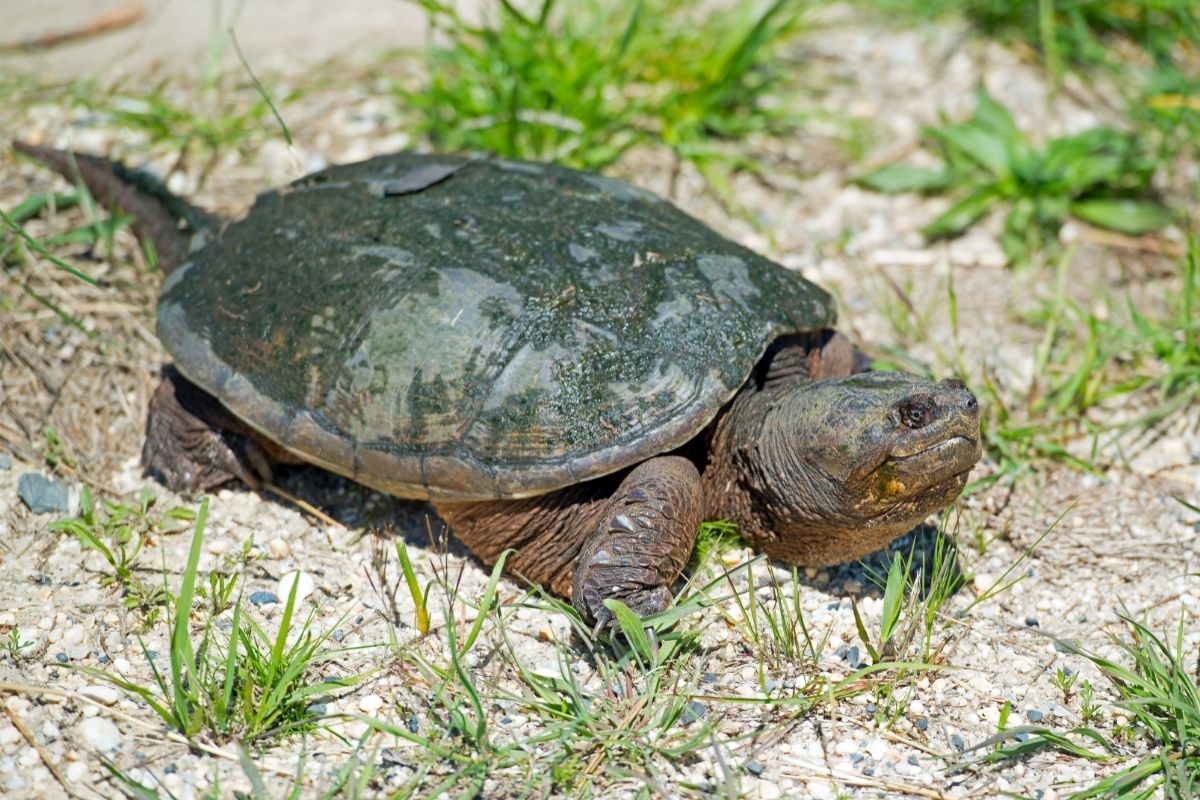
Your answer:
142,367 -> 273,494
572,455 -> 703,627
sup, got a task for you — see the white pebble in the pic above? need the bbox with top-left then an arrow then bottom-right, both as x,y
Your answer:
277,570 -> 314,604
78,685 -> 121,706
79,717 -> 122,752
65,761 -> 88,783
268,537 -> 292,558
757,780 -> 781,800
358,694 -> 384,713
0,726 -> 19,746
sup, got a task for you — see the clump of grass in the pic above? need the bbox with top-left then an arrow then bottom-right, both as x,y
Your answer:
973,609 -> 1200,797
995,234 -> 1200,471
859,516 -> 970,664
857,88 -> 1173,264
1056,236 -> 1198,417
2,628 -> 34,659
81,496 -> 366,743
401,0 -> 812,178
51,487 -> 196,622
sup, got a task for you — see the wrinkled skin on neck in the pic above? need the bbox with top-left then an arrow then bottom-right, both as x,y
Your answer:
703,371 -> 981,566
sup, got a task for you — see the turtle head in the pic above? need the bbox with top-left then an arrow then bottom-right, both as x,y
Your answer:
748,371 -> 981,565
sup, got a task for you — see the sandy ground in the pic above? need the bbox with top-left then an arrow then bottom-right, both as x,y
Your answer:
1,5 -> 1199,799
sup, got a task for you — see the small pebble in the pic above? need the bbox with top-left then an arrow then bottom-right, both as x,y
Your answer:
702,672 -> 718,683
681,700 -> 706,725
916,717 -> 929,731
277,570 -> 314,604
65,761 -> 88,783
949,733 -> 965,751
267,537 -> 292,558
1025,616 -> 1039,627
1026,709 -> 1044,723
18,473 -> 70,514
79,717 -> 122,752
0,453 -> 11,470
744,760 -> 764,776
249,591 -> 279,606
358,694 -> 384,713
1053,639 -> 1076,654
78,685 -> 121,706
407,715 -> 419,733
55,652 -> 68,663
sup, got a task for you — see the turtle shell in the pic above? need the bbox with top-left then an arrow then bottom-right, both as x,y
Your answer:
157,153 -> 835,500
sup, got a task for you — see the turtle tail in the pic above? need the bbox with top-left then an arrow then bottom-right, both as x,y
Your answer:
11,140 -> 218,274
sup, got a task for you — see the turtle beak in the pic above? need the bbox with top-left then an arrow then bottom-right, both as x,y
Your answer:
869,378 -> 981,500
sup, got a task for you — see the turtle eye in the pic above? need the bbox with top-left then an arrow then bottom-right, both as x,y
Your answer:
898,396 -> 935,429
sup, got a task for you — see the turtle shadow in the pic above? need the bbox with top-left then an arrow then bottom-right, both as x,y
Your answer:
796,522 -> 970,603
270,463 -> 474,562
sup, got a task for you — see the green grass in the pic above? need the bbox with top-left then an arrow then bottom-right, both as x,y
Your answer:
51,487 -> 197,623
857,88 -> 1173,264
400,0 -> 814,182
873,233 -> 1199,483
976,609 -> 1200,797
860,515 -> 971,664
68,495 -> 369,744
858,0 -> 1200,163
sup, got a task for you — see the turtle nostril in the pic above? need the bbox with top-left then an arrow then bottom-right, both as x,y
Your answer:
965,394 -> 979,414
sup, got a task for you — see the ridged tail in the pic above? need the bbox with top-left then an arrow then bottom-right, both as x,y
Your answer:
11,141 -> 218,274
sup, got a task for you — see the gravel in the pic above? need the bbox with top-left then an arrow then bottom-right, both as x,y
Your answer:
1,7 -> 1195,798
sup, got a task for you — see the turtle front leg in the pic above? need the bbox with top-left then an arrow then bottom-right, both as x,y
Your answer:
571,456 -> 702,626
142,367 -> 274,494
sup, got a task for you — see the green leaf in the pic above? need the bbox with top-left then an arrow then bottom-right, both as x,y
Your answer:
603,599 -> 654,662
878,556 -> 905,644
929,121 -> 1012,179
855,164 -> 953,193
971,88 -> 1020,140
1070,199 -> 1174,234
923,187 -> 1000,239
849,596 -> 880,663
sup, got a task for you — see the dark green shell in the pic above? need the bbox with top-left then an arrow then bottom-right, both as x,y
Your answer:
158,153 -> 834,500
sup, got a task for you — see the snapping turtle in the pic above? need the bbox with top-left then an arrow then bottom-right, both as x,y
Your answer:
16,143 -> 981,623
